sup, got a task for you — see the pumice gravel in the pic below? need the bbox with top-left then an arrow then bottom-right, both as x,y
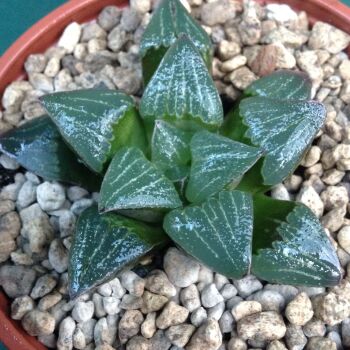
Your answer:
1,0 -> 350,349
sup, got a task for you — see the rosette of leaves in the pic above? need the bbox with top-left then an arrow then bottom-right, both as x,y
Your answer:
0,2 -> 341,298
140,0 -> 213,85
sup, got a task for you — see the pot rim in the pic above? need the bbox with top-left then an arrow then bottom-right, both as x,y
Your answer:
0,0 -> 127,102
0,3 -> 126,349
0,0 -> 349,349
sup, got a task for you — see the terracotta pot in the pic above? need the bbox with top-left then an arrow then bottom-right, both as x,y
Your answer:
0,0 -> 349,349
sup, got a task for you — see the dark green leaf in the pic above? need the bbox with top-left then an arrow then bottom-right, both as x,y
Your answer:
164,190 -> 253,278
41,89 -> 147,173
244,70 -> 312,100
0,116 -> 101,191
237,97 -> 326,186
116,209 -> 165,223
234,158 -> 271,195
142,47 -> 168,87
252,195 -> 341,287
221,108 -> 248,145
99,147 -> 182,213
69,205 -> 168,297
140,36 -> 223,131
186,131 -> 261,203
151,120 -> 192,199
152,119 -> 192,168
164,165 -> 190,201
140,0 -> 212,84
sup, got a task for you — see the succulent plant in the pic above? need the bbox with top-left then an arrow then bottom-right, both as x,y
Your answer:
0,0 -> 341,298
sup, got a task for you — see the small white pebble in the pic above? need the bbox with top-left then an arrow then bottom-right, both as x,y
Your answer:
58,22 -> 82,53
201,283 -> 224,308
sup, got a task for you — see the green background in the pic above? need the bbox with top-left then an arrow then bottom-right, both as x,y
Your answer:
0,0 -> 66,55
0,0 -> 350,349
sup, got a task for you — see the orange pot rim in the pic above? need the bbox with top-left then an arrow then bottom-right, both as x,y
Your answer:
0,0 -> 349,349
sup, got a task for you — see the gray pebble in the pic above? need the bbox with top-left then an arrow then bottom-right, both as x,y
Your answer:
180,284 -> 201,312
48,239 -> 69,273
22,310 -> 55,337
57,316 -> 76,350
72,301 -> 95,323
191,306 -> 207,327
30,274 -> 57,299
285,325 -> 307,350
163,248 -> 200,288
233,275 -> 263,298
37,182 -> 66,211
11,295 -> 35,320
98,6 -> 122,31
201,283 -> 224,308
247,290 -> 285,312
0,265 -> 36,298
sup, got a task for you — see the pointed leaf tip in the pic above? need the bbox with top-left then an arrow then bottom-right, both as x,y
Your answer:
140,0 -> 212,83
140,37 -> 223,130
151,120 -> 192,169
0,115 -> 101,191
140,0 -> 212,55
69,205 -> 168,298
99,147 -> 182,213
239,97 -> 326,186
164,190 -> 253,278
41,89 -> 146,174
186,131 -> 261,203
244,70 -> 312,100
252,195 -> 341,287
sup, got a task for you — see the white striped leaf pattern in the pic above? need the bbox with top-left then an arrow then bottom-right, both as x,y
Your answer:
186,131 -> 261,203
239,97 -> 326,186
164,191 -> 253,278
69,205 -> 167,297
41,89 -> 147,173
140,36 -> 223,130
252,195 -> 341,287
99,147 -> 182,213
244,70 -> 312,100
152,119 -> 192,174
0,116 -> 101,191
140,0 -> 212,83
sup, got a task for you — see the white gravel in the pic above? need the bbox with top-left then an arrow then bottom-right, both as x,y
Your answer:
1,0 -> 350,349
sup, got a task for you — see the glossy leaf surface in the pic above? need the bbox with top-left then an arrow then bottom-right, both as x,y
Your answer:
239,97 -> 326,186
140,0 -> 212,83
186,131 -> 261,203
244,70 -> 312,100
99,147 -> 182,212
152,119 -> 192,169
140,36 -> 223,130
164,191 -> 253,278
252,195 -> 341,287
69,205 -> 167,297
0,116 -> 101,191
41,89 -> 147,173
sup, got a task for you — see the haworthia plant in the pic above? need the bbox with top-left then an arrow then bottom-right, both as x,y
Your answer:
69,205 -> 168,297
151,119 -> 192,195
140,0 -> 212,84
232,97 -> 326,188
244,70 -> 312,100
140,36 -> 223,132
252,195 -> 341,286
41,89 -> 147,173
0,0 -> 341,297
99,147 -> 182,213
0,116 -> 101,191
151,119 -> 192,171
186,131 -> 261,203
164,191 -> 254,278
